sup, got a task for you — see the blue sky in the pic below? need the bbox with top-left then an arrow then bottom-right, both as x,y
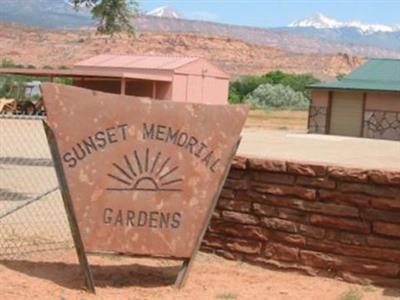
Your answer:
140,0 -> 400,28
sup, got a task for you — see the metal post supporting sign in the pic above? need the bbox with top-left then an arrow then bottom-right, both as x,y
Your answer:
41,83 -> 248,293
44,121 -> 96,293
174,138 -> 241,288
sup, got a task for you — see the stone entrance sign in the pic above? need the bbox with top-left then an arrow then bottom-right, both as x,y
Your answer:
42,83 -> 248,292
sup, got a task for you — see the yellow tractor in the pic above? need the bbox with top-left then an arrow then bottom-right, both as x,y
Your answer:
0,81 -> 44,115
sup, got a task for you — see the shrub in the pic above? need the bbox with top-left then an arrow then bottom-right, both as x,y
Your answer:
337,73 -> 346,80
245,83 -> 309,110
1,58 -> 17,68
263,71 -> 320,94
228,71 -> 320,104
229,75 -> 270,103
0,76 -> 14,98
54,77 -> 73,85
228,88 -> 242,104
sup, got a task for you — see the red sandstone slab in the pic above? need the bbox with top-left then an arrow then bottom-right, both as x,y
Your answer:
42,83 -> 248,259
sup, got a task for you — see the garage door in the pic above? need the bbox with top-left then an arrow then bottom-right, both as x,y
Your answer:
330,91 -> 364,137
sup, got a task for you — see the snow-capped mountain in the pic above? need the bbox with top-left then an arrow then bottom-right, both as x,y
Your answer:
290,13 -> 342,29
290,13 -> 399,34
0,1 -> 398,56
146,6 -> 182,19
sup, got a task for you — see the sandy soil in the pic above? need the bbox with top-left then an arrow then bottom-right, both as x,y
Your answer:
0,250 -> 399,300
244,110 -> 308,132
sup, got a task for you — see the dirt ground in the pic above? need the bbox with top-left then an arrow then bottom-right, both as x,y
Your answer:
244,110 -> 308,132
0,250 -> 399,300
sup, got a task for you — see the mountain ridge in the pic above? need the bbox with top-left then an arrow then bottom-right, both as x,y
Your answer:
290,13 -> 399,34
0,1 -> 398,57
146,6 -> 182,18
136,16 -> 400,58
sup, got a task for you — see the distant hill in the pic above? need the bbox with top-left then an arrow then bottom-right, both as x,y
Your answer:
0,22 -> 364,80
146,6 -> 182,19
289,13 -> 400,34
135,16 -> 400,58
285,13 -> 400,52
0,0 -> 92,28
280,26 -> 400,54
0,1 -> 399,58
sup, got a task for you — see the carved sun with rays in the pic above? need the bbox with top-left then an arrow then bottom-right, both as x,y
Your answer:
106,148 -> 183,192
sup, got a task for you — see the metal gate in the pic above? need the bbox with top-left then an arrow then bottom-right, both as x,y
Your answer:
0,114 -> 72,258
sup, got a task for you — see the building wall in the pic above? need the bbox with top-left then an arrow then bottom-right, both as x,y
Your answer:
175,58 -> 229,79
364,92 -> 400,141
171,74 -> 187,102
309,90 -> 400,141
171,74 -> 229,104
71,69 -> 228,104
311,90 -> 330,107
202,156 -> 400,288
203,77 -> 229,105
366,92 -> 400,111
309,90 -> 329,134
187,75 -> 203,103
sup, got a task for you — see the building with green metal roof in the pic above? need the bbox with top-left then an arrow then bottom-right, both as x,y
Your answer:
307,58 -> 400,141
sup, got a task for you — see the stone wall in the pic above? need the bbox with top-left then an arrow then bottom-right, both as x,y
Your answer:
202,156 -> 400,287
308,105 -> 327,134
364,110 -> 400,141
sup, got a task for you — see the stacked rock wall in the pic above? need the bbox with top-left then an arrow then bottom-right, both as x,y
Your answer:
202,156 -> 400,287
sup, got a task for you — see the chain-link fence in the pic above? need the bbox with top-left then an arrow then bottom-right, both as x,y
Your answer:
0,114 -> 72,259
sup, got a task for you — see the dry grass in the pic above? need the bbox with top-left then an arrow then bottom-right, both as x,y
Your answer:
244,109 -> 308,132
341,288 -> 363,300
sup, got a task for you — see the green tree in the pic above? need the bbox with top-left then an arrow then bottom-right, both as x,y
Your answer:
70,0 -> 138,36
263,71 -> 320,94
228,88 -> 241,104
262,70 -> 287,84
0,76 -> 13,98
229,75 -> 270,103
228,71 -> 320,104
336,73 -> 346,81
